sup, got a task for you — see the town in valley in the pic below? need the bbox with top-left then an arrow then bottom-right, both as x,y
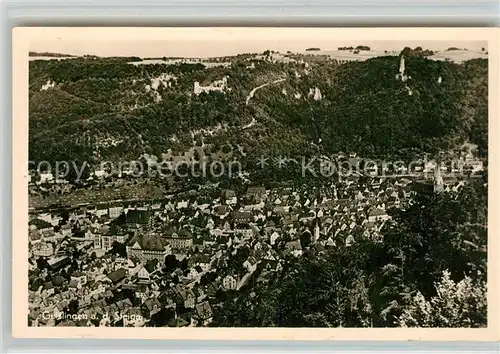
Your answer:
27,42 -> 489,328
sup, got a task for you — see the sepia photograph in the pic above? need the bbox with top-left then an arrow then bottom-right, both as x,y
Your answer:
11,27 -> 499,340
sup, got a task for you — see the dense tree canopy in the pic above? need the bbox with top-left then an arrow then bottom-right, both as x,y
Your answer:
29,54 -> 488,172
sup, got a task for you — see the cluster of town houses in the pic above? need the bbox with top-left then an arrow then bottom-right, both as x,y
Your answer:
29,145 -> 483,186
28,147 -> 484,327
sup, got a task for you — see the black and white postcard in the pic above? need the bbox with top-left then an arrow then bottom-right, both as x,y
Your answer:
12,27 -> 499,340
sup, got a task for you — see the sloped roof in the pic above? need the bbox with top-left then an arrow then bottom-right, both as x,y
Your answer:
285,240 -> 302,251
57,319 -> 76,327
368,208 -> 387,217
232,211 -> 253,220
51,275 -> 66,286
143,297 -> 161,311
222,189 -> 236,198
106,268 -> 126,283
247,186 -> 266,194
178,288 -> 195,300
117,298 -> 133,309
365,221 -> 376,229
215,205 -> 230,215
43,281 -> 54,290
177,228 -> 193,239
127,233 -> 167,251
235,223 -> 251,229
195,301 -> 213,319
168,317 -> 189,327
144,259 -> 158,274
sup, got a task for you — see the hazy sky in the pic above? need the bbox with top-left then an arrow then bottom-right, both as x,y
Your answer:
31,39 -> 487,58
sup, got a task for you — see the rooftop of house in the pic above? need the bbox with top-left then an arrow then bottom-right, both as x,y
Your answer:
232,211 -> 253,219
143,297 -> 161,311
127,232 -> 167,251
51,275 -> 66,286
106,268 -> 127,283
195,301 -> 213,318
104,224 -> 127,236
116,298 -> 133,309
177,288 -> 196,300
144,259 -> 159,274
47,255 -> 70,268
43,281 -> 54,290
247,186 -> 266,194
168,316 -> 189,327
368,208 -> 387,217
285,240 -> 302,251
234,223 -> 251,229
222,189 -> 236,198
189,254 -> 211,264
215,205 -> 230,215
163,225 -> 193,238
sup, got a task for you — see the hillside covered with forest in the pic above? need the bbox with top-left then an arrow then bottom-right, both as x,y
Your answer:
28,49 -> 488,173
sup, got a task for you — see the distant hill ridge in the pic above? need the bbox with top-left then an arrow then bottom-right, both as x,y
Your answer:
29,51 -> 77,58
28,50 -> 488,171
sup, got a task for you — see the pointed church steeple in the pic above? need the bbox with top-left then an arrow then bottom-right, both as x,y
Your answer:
314,218 -> 320,242
433,161 -> 444,193
396,55 -> 408,82
399,55 -> 406,76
